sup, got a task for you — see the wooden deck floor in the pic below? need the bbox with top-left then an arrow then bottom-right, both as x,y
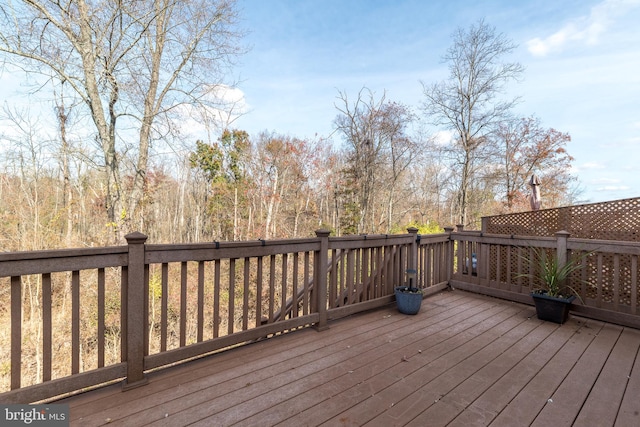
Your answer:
58,289 -> 640,426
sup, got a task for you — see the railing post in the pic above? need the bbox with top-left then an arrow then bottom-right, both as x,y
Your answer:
314,229 -> 330,331
407,227 -> 419,270
556,230 -> 570,274
407,227 -> 419,286
123,232 -> 149,390
444,227 -> 455,283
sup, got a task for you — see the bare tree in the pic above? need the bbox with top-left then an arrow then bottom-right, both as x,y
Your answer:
334,88 -> 418,234
334,88 -> 384,233
421,19 -> 523,226
493,116 -> 574,212
0,105 -> 56,250
377,102 -> 418,232
0,0 -> 244,240
410,134 -> 454,227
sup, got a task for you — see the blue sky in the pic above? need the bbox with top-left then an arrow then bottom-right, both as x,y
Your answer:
0,0 -> 637,204
232,0 -> 640,204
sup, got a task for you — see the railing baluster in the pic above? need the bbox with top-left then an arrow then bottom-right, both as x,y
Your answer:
180,261 -> 187,347
496,246 -> 502,287
303,252 -> 310,315
121,266 -> 128,363
268,255 -> 275,323
143,263 -> 150,356
197,261 -> 205,342
431,244 -> 437,286
339,250 -> 345,306
346,249 -> 354,305
613,254 -> 620,311
213,259 -> 221,338
143,264 -> 150,357
292,253 -> 299,318
356,248 -> 362,302
376,247 -> 383,298
437,243 -> 442,285
362,248 -> 370,300
42,273 -> 52,381
381,247 -> 388,295
281,253 -> 288,319
243,258 -> 250,329
255,257 -> 263,327
580,251 -> 588,300
97,269 -> 105,368
423,244 -> 428,288
329,249 -> 337,307
11,276 -> 21,390
632,256 -> 638,315
515,247 -> 522,292
356,247 -> 362,301
506,245 -> 512,289
228,258 -> 236,335
597,254 -> 603,307
161,263 -> 168,351
72,270 -> 80,374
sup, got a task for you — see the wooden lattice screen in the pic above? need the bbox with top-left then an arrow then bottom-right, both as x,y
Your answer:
480,198 -> 640,311
482,197 -> 640,241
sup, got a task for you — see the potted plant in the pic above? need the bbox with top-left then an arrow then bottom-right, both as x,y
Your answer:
395,269 -> 422,315
518,247 -> 589,324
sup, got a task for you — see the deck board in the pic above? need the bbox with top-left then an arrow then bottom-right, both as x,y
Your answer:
449,318 -> 586,427
487,318 -> 606,427
338,305 -> 532,426
615,328 -> 640,426
573,327 -> 640,427
269,296 -> 515,427
392,313 -> 544,426
531,323 -> 627,427
56,290 -> 640,426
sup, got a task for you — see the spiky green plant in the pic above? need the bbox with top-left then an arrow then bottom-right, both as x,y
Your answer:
517,247 -> 592,301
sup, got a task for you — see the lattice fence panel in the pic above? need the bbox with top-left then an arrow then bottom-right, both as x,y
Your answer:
571,252 -> 638,308
483,197 -> 640,241
482,198 -> 640,312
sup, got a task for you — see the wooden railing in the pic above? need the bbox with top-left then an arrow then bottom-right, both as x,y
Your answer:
4,225 -> 640,404
0,228 -> 452,403
450,228 -> 640,329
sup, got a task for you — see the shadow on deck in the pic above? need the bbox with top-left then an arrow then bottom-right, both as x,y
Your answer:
58,290 -> 640,426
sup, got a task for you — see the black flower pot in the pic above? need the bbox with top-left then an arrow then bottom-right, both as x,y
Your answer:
531,292 -> 576,324
395,286 -> 423,315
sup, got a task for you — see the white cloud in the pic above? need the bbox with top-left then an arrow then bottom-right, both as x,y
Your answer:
595,185 -> 631,192
174,85 -> 249,142
580,162 -> 607,170
592,177 -> 623,184
210,85 -> 246,106
432,130 -> 454,146
527,0 -> 640,56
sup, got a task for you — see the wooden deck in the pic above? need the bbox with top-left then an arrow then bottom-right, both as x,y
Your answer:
58,290 -> 640,426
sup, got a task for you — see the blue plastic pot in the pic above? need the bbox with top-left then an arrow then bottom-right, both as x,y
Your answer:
394,286 -> 423,315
